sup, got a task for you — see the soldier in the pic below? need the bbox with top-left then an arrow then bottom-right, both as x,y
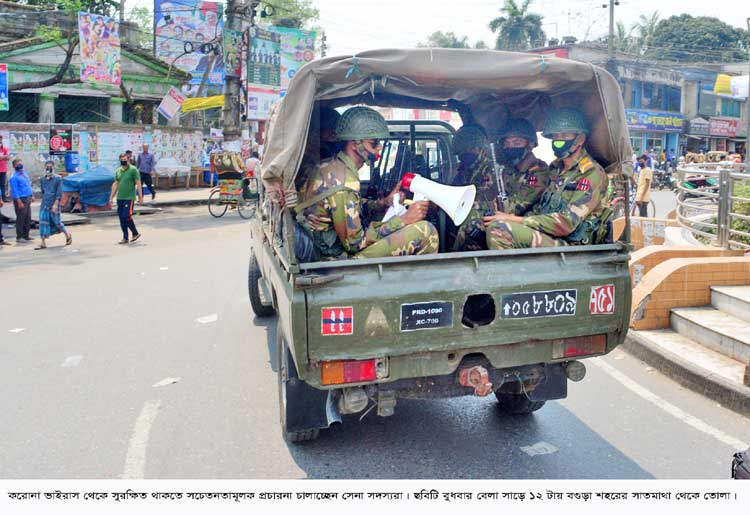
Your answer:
298,106 -> 438,259
451,125 -> 498,250
496,118 -> 550,216
484,108 -> 609,249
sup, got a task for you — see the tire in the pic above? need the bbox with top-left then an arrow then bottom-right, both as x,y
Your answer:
495,391 -> 546,415
248,254 -> 275,318
237,198 -> 255,219
208,189 -> 228,218
277,331 -> 321,443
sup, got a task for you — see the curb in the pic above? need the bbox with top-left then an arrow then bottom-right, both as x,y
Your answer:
622,330 -> 750,416
148,198 -> 209,208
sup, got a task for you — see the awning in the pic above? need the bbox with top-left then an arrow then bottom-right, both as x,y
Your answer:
686,135 -> 708,140
729,137 -> 746,142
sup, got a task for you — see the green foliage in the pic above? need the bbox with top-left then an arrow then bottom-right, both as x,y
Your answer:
648,14 -> 750,62
732,183 -> 750,247
489,0 -> 545,51
126,6 -> 153,50
418,31 -> 469,48
263,0 -> 319,30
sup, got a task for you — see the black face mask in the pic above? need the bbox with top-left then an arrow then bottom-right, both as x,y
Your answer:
120,160 -> 128,166
500,147 -> 526,165
459,152 -> 479,169
552,139 -> 577,159
45,167 -> 53,173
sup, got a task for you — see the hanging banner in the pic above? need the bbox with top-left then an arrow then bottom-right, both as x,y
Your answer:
223,29 -> 243,77
78,12 -> 121,85
154,0 -> 224,85
248,26 -> 281,87
269,26 -> 316,93
181,95 -> 225,113
247,86 -> 280,120
0,63 -> 8,111
157,86 -> 186,120
49,125 -> 73,155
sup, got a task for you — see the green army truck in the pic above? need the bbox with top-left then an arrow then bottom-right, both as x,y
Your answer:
249,49 -> 634,442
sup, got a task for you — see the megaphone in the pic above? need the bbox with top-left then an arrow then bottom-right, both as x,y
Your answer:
401,173 -> 476,226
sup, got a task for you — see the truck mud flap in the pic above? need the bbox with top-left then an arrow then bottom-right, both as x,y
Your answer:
283,344 -> 341,433
526,363 -> 567,401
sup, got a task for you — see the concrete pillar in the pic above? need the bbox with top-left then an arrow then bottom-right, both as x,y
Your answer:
109,97 -> 126,123
38,93 -> 56,123
623,80 -> 633,108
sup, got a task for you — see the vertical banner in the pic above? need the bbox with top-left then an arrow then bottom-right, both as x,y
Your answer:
248,27 -> 281,87
240,29 -> 249,123
0,63 -> 8,111
223,29 -> 243,77
157,86 -> 186,120
269,26 -> 316,93
154,0 -> 225,85
78,12 -> 121,85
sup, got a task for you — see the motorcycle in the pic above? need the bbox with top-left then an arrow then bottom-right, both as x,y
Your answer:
653,167 -> 677,191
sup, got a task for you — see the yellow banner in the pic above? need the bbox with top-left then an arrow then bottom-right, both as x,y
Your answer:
713,74 -> 732,95
181,95 -> 225,113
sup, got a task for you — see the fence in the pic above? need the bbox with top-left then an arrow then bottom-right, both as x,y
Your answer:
676,163 -> 750,250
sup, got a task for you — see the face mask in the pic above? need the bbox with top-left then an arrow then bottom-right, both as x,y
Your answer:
459,152 -> 479,169
14,164 -> 23,171
120,160 -> 128,166
552,139 -> 577,159
45,167 -> 53,173
500,147 -> 527,165
355,142 -> 377,164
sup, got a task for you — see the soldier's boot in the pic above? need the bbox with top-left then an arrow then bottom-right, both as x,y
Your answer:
356,221 -> 439,258
486,220 -> 563,250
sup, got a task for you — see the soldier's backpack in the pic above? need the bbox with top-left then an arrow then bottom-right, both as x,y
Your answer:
732,448 -> 750,479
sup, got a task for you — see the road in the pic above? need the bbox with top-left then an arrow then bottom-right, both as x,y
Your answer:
1,200 -> 747,479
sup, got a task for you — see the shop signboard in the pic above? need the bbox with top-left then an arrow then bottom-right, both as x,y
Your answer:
0,63 -> 8,111
688,117 -> 710,136
625,109 -> 684,132
709,117 -> 739,137
157,87 -> 186,120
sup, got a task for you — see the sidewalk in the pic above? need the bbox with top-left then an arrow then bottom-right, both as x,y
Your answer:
144,187 -> 211,208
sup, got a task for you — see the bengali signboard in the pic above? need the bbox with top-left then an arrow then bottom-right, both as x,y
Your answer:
223,29 -> 243,78
157,87 -> 186,120
248,26 -> 280,87
269,26 -> 316,92
0,63 -> 8,111
78,12 -> 121,85
688,117 -> 710,136
709,117 -> 739,138
247,86 -> 280,120
154,0 -> 224,85
625,109 -> 684,132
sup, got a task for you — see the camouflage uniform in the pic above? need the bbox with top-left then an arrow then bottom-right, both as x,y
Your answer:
504,156 -> 551,216
301,151 -> 438,259
453,150 -> 498,250
487,149 -> 608,249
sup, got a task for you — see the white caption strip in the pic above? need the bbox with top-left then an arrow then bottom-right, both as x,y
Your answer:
122,400 -> 161,480
594,360 -> 749,450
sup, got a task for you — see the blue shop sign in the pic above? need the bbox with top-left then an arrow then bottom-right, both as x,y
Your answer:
625,109 -> 684,132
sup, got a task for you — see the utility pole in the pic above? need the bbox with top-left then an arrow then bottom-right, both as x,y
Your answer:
603,0 -> 619,75
321,31 -> 327,58
120,0 -> 125,23
221,0 -> 242,142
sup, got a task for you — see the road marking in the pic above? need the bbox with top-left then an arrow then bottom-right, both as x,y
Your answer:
195,313 -> 218,324
122,399 -> 161,479
8,328 -> 26,333
152,377 -> 180,388
593,359 -> 749,450
520,441 -> 559,456
61,355 -> 83,367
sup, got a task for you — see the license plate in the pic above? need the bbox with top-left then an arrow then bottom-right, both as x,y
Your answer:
400,301 -> 453,331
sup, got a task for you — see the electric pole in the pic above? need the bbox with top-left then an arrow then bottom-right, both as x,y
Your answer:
221,0 -> 242,142
604,0 -> 619,75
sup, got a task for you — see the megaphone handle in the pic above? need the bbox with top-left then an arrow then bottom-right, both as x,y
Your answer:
413,192 -> 428,202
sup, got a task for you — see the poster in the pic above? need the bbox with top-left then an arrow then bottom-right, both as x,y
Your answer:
49,125 -> 73,155
9,132 -> 24,153
269,26 -> 316,92
0,63 -> 8,111
78,11 -> 121,85
87,132 -> 98,162
247,86 -> 280,120
157,86 -> 186,120
223,29 -> 243,77
154,0 -> 224,85
97,132 -> 128,170
248,26 -> 280,87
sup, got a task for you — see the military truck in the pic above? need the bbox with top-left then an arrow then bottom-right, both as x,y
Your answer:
249,49 -> 634,442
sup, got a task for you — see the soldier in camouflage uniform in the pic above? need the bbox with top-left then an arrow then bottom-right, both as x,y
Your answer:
299,106 -> 438,259
451,125 -> 498,251
496,118 -> 550,216
485,108 -> 609,249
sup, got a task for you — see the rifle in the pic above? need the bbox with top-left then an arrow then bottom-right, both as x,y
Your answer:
488,142 -> 508,212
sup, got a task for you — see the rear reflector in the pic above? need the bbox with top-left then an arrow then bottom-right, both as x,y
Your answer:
321,359 -> 378,386
552,334 -> 607,359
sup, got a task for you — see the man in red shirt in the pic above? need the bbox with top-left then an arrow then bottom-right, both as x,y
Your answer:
0,134 -> 9,202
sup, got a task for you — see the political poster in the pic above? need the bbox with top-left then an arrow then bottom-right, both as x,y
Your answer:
78,12 -> 121,85
248,26 -> 280,87
269,26 -> 316,92
0,63 -> 8,111
154,0 -> 224,85
223,29 -> 243,77
157,86 -> 186,120
247,86 -> 280,120
49,125 -> 73,155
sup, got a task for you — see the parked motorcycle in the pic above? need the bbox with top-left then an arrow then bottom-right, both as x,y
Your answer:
653,168 -> 677,191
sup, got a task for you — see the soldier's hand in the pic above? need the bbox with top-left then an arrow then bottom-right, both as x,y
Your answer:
378,183 -> 402,209
402,200 -> 429,225
483,211 -> 523,227
305,213 -> 331,231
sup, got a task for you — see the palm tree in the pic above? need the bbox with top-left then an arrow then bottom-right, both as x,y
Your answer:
489,0 -> 546,51
614,21 -> 636,54
635,11 -> 660,55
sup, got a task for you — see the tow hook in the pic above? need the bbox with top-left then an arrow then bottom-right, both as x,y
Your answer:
459,365 -> 493,396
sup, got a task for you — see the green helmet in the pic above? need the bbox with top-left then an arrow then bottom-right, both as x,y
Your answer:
335,106 -> 390,141
542,108 -> 589,138
452,125 -> 488,155
498,118 -> 538,147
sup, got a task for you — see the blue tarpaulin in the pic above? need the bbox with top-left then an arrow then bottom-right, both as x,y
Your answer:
62,165 -> 115,209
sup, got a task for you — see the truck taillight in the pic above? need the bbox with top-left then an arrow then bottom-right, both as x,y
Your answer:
552,334 -> 606,359
321,359 -> 378,386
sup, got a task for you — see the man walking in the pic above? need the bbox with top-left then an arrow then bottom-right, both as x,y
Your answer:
9,158 -> 33,242
136,143 -> 156,200
36,160 -> 72,249
0,134 -> 9,202
110,152 -> 143,244
634,154 -> 653,217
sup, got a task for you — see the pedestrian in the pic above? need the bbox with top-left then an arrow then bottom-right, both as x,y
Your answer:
245,151 -> 261,176
35,160 -> 72,250
634,154 -> 653,218
9,158 -> 33,242
0,134 -> 9,202
125,149 -> 136,166
136,143 -> 156,200
110,152 -> 143,244
0,196 -> 10,246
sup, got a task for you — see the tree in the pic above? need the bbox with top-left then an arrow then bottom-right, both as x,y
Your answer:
263,0 -> 319,30
126,6 -> 153,51
635,11 -> 660,56
648,14 -> 750,62
488,0 -> 545,51
418,31 -> 469,48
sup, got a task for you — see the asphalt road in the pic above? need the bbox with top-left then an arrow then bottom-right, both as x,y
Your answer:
1,201 -> 747,480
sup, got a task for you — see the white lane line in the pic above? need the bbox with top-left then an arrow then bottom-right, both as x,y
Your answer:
122,399 -> 161,479
61,355 -> 83,367
195,313 -> 218,324
593,359 -> 749,450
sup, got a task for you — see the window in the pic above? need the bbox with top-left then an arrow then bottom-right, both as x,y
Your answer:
630,135 -> 642,155
55,96 -> 109,123
721,98 -> 741,118
665,86 -> 681,112
698,89 -> 717,118
641,82 -> 664,110
0,93 -> 38,123
645,132 -> 663,153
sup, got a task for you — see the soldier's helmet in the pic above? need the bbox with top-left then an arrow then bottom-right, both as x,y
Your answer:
542,108 -> 589,138
335,106 -> 390,141
498,118 -> 538,147
452,125 -> 488,155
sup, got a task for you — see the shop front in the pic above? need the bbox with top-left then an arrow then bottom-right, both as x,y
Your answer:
686,117 -> 710,153
625,109 -> 683,156
708,117 -> 745,155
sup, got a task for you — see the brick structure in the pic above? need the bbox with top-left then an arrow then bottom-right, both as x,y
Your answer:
629,246 -> 743,286
613,216 -> 680,250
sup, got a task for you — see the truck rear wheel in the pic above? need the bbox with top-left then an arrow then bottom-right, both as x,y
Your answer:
277,332 -> 322,443
495,392 -> 546,415
248,254 -> 275,318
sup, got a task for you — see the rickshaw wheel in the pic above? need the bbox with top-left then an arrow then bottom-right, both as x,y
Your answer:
208,189 -> 228,218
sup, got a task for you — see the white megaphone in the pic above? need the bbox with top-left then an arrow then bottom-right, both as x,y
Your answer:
401,173 -> 476,226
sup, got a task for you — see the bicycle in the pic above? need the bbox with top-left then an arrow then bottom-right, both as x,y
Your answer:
208,178 -> 258,219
